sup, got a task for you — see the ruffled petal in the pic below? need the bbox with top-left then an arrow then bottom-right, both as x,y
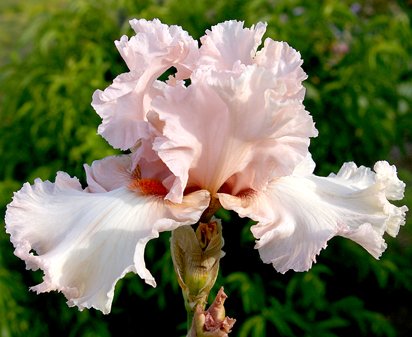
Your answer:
91,72 -> 153,150
218,161 -> 407,273
150,64 -> 316,199
198,20 -> 267,70
127,18 -> 199,79
5,172 -> 210,314
92,19 -> 199,150
255,39 -> 307,101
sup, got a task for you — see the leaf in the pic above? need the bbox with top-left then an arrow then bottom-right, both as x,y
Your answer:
239,315 -> 266,337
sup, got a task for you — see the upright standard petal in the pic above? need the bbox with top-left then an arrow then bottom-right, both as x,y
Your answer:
5,172 -> 210,314
150,64 -> 317,199
92,19 -> 199,150
255,39 -> 308,101
218,161 -> 407,274
198,20 -> 267,70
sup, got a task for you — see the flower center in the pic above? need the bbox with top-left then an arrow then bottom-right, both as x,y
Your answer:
129,166 -> 168,197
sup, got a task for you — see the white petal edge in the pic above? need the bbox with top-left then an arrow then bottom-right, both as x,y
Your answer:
5,172 -> 210,314
218,161 -> 407,273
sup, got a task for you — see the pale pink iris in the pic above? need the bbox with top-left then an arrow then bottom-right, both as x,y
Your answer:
5,19 -> 407,314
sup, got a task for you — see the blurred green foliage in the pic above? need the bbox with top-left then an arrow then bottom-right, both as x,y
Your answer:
1,0 -> 411,336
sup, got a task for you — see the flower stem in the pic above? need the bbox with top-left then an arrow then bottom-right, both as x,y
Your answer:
187,310 -> 194,332
200,197 -> 221,223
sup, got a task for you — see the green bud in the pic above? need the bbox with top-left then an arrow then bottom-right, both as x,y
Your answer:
171,218 -> 225,312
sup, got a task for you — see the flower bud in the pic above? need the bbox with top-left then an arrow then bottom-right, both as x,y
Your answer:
189,287 -> 236,337
171,218 -> 225,312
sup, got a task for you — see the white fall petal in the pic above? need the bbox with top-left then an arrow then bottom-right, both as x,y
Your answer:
5,172 -> 210,314
219,160 -> 407,274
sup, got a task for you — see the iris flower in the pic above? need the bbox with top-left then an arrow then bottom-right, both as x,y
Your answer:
5,19 -> 407,315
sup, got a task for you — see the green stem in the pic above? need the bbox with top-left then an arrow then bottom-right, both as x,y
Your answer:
187,309 -> 194,333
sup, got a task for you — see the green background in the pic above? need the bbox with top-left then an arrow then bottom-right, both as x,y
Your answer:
1,0 -> 411,336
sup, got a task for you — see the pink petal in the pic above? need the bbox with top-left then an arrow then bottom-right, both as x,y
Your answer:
131,136 -> 181,202
92,19 -> 199,150
92,72 -> 153,150
85,147 -> 180,203
150,64 -> 316,198
5,171 -> 210,314
255,39 -> 307,101
84,155 -> 133,193
218,161 -> 407,273
127,18 -> 199,79
199,20 -> 267,70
